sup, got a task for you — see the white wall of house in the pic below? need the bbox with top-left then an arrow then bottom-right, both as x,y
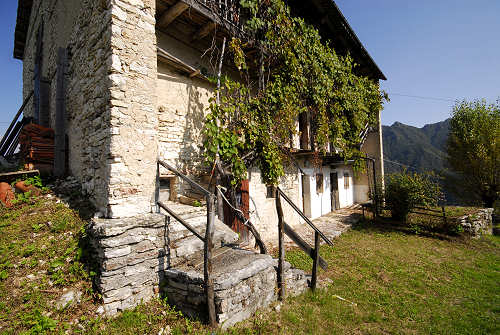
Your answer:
333,166 -> 354,208
300,164 -> 356,219
247,166 -> 303,243
302,167 -> 332,219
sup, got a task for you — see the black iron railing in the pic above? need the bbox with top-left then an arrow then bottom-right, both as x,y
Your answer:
0,91 -> 34,157
275,187 -> 334,297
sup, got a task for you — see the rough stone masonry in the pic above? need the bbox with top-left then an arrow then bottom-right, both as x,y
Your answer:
88,202 -> 309,323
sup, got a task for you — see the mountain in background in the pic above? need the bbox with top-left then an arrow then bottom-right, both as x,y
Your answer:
382,119 -> 450,174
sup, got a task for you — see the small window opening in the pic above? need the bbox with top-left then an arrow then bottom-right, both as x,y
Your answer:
316,173 -> 324,193
266,185 -> 276,198
344,172 -> 350,189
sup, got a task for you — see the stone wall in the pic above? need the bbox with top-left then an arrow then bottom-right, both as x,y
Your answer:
21,0 -> 83,120
65,0 -> 113,215
156,30 -> 221,198
163,251 -> 308,329
105,0 -> 158,217
88,211 -> 239,314
456,208 -> 494,237
21,0 -> 114,215
156,61 -> 212,179
20,0 -> 159,217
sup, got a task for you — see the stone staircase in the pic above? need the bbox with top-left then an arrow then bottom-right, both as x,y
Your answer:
89,200 -> 309,327
158,201 -> 309,328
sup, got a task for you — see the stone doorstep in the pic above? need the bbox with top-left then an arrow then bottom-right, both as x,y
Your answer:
164,248 -> 276,289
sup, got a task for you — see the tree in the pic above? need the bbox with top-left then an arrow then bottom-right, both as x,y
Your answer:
446,99 -> 500,207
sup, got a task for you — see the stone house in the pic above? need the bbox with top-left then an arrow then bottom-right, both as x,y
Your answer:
13,0 -> 386,320
14,0 -> 385,243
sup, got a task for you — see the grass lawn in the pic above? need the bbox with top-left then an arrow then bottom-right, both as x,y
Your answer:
271,223 -> 500,334
0,191 -> 499,334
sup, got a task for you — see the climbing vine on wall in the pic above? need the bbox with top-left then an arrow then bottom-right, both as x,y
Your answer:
203,0 -> 387,186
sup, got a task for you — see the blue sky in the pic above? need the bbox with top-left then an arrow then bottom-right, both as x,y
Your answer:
336,0 -> 500,127
0,1 -> 499,133
0,1 -> 23,135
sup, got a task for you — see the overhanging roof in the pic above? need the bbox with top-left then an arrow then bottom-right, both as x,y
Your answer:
14,0 -> 386,80
13,0 -> 33,60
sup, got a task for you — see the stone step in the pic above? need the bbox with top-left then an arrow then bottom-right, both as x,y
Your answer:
159,201 -> 206,218
162,247 -> 309,329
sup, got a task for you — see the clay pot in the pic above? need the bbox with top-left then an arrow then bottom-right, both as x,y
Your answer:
0,182 -> 15,208
14,181 -> 42,196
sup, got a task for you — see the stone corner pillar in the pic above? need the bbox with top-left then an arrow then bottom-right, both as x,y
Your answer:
106,0 -> 158,218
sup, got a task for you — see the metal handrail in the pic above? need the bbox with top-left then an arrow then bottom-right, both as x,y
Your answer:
157,201 -> 206,241
156,159 -> 217,326
276,187 -> 333,246
158,160 -> 210,196
0,91 -> 34,156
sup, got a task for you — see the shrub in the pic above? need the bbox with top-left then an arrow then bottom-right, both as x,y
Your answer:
369,178 -> 384,216
385,171 -> 441,222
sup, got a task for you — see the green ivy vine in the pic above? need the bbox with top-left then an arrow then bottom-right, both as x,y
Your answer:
203,0 -> 387,186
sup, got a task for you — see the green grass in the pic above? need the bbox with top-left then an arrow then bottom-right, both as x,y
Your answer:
1,191 -> 498,334
257,222 -> 500,334
0,193 -> 94,334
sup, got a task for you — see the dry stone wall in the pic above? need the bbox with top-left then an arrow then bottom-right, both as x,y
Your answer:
21,0 -> 159,217
105,0 -> 159,217
88,212 -> 239,315
163,251 -> 308,329
457,208 -> 494,237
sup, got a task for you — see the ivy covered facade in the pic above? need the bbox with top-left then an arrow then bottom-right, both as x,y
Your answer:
14,0 -> 386,243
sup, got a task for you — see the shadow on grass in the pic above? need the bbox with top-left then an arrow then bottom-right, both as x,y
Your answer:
351,216 -> 461,242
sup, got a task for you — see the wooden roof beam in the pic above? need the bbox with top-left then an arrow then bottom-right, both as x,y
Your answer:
158,1 -> 189,28
192,21 -> 216,41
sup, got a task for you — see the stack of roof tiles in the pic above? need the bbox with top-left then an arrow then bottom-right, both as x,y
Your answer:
19,123 -> 54,172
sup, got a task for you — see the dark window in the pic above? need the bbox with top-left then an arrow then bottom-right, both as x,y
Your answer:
344,172 -> 350,189
316,174 -> 323,193
299,112 -> 309,149
266,185 -> 276,198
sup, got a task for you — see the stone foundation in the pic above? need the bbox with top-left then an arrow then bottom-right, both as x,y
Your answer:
87,206 -> 309,324
88,210 -> 238,315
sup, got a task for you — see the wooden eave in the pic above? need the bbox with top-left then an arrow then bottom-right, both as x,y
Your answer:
156,0 -> 244,42
157,46 -> 209,81
13,0 -> 33,60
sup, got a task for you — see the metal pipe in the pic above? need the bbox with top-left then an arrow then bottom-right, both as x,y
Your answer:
276,187 -> 334,245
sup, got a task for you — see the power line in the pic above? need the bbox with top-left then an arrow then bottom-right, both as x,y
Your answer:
388,93 -> 456,102
383,158 -> 420,171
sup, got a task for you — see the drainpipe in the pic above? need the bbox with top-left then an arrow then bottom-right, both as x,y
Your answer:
350,155 -> 379,218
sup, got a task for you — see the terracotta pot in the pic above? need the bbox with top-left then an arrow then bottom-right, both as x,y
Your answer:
0,182 -> 15,208
14,181 -> 42,196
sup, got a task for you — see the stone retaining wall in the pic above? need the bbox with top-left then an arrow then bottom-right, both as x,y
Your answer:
457,208 -> 494,237
163,256 -> 308,329
88,212 -> 238,315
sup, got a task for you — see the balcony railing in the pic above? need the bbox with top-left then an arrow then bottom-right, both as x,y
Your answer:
197,0 -> 242,26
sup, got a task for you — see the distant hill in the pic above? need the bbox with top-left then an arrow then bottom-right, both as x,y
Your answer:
382,119 -> 450,174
